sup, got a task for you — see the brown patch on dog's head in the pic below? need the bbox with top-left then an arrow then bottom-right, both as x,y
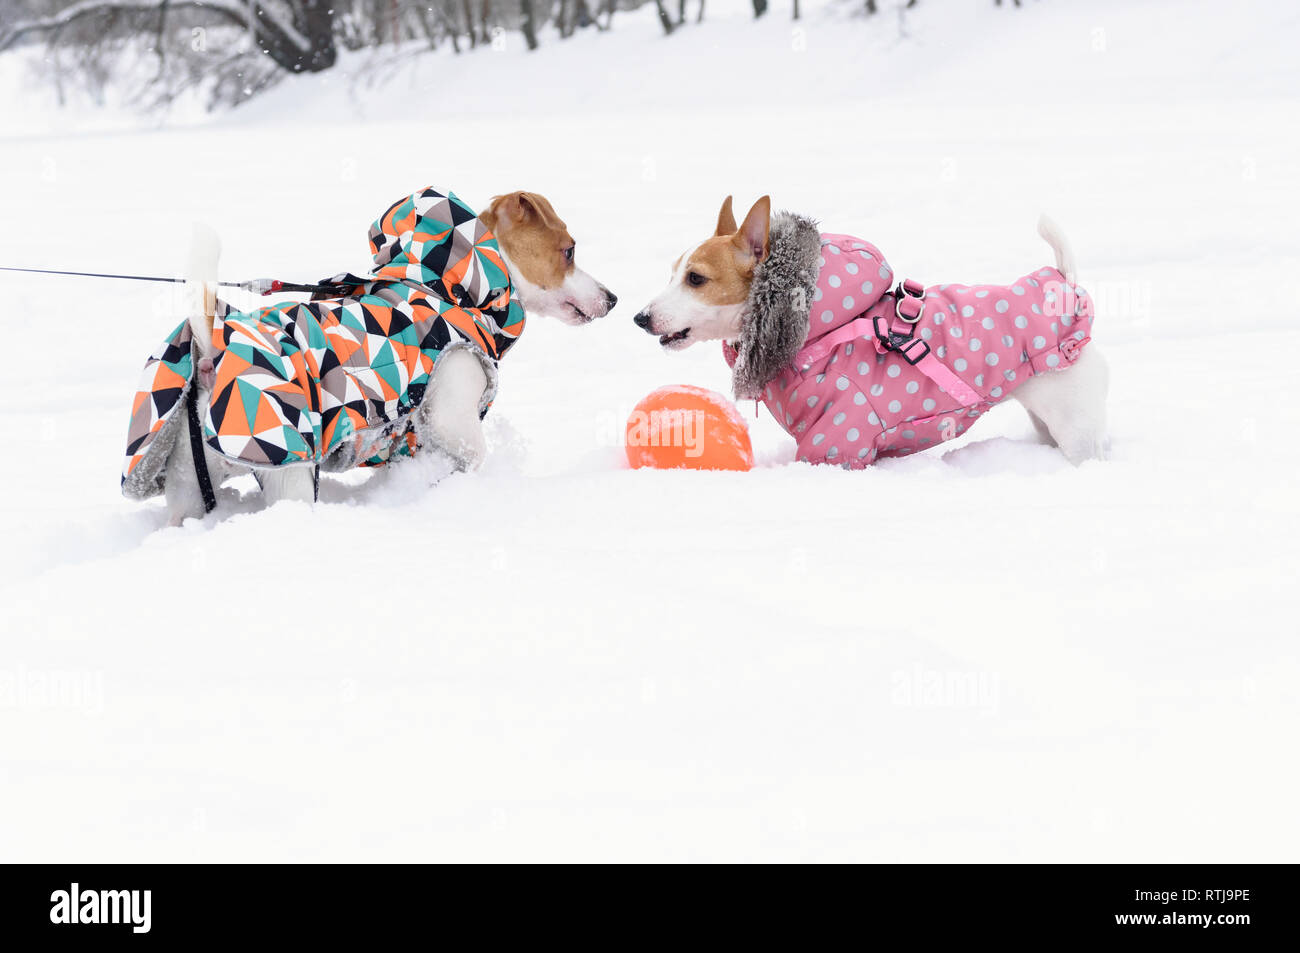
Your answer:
674,195 -> 771,307
481,191 -> 574,291
632,196 -> 772,348
481,190 -> 617,325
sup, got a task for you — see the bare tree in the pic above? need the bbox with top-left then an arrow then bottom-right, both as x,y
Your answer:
411,1 -> 464,53
574,0 -> 598,30
456,0 -> 475,47
1,1 -> 337,74
652,0 -> 674,34
520,0 -> 538,49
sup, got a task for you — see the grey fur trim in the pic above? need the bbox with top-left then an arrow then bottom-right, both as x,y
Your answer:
121,386 -> 187,500
731,211 -> 821,400
121,340 -> 199,501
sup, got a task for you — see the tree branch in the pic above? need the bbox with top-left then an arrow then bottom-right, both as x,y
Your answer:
0,0 -> 335,74
0,0 -> 247,54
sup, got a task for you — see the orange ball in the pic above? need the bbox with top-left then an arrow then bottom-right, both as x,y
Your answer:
625,385 -> 753,471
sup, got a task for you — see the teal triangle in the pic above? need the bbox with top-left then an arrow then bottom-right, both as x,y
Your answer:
236,378 -> 262,434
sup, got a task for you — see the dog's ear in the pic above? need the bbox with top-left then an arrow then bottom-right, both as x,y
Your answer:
519,192 -> 566,232
715,195 -> 736,236
732,196 -> 771,266
489,191 -> 565,233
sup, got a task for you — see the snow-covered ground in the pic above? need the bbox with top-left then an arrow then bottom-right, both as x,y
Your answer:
1,0 -> 1297,861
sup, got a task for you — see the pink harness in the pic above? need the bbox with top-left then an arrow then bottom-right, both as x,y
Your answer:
726,233 -> 1094,466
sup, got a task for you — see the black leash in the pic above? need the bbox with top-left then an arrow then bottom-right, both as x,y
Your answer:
185,384 -> 217,514
0,265 -> 352,297
0,265 -> 241,288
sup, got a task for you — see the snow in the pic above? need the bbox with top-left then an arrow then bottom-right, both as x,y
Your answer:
1,0 -> 1297,861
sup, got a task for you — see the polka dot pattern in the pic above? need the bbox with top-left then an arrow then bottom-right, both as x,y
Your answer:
735,233 -> 1094,468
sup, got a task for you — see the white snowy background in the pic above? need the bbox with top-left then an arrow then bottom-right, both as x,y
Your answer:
1,0 -> 1297,861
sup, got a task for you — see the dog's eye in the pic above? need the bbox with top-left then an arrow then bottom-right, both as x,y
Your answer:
687,271 -> 708,287
564,246 -> 575,264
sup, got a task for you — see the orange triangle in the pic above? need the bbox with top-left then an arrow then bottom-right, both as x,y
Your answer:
252,393 -> 284,434
153,364 -> 187,392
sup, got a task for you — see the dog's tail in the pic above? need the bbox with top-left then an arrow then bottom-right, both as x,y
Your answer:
187,222 -> 221,356
1036,213 -> 1077,284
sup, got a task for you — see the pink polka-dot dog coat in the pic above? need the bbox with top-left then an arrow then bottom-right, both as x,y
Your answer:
725,220 -> 1094,467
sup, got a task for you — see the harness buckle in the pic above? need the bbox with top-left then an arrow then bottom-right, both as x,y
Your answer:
899,338 -> 930,366
875,313 -> 918,352
872,314 -> 891,349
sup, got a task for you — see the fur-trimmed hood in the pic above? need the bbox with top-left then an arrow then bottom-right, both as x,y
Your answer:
728,211 -> 821,400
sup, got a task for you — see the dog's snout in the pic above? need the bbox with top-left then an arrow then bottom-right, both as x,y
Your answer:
604,289 -> 618,311
633,311 -> 651,330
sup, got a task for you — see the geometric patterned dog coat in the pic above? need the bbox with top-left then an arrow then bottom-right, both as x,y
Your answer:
122,186 -> 525,499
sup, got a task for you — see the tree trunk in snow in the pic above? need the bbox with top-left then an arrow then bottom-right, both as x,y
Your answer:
460,0 -> 476,47
520,0 -> 538,49
653,0 -> 675,34
254,0 -> 336,73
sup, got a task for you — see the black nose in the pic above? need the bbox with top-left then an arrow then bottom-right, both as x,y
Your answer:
604,289 -> 618,310
633,312 -> 651,330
